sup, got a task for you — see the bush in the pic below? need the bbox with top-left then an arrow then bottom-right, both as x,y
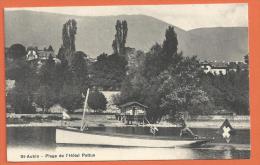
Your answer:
87,90 -> 107,112
60,94 -> 83,113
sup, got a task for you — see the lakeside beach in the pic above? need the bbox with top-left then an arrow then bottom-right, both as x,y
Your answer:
7,125 -> 250,161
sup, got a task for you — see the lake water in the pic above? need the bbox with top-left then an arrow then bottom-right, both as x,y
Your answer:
7,127 -> 250,161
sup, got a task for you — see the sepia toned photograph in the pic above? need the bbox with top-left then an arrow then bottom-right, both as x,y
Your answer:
5,3 -> 249,161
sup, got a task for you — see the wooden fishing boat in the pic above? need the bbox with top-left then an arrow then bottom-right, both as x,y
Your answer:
56,89 -> 212,148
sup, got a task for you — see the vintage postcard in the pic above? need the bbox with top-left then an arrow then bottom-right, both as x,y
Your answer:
4,3 -> 250,162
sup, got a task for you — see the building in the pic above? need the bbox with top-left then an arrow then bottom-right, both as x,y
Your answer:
118,101 -> 148,125
26,47 -> 55,62
26,47 -> 61,71
200,61 -> 229,75
26,49 -> 38,61
228,62 -> 248,72
201,60 -> 248,75
37,50 -> 55,60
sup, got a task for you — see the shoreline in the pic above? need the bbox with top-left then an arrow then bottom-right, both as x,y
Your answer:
6,120 -> 250,129
6,113 -> 250,129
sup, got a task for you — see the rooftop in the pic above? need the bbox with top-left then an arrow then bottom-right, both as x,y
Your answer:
120,101 -> 148,109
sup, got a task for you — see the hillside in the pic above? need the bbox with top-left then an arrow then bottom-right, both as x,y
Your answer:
4,10 -> 248,61
188,27 -> 248,61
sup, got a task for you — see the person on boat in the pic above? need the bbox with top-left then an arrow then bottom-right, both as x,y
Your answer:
150,125 -> 159,136
62,111 -> 71,127
179,116 -> 198,139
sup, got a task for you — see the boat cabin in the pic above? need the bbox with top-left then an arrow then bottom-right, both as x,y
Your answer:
118,101 -> 148,125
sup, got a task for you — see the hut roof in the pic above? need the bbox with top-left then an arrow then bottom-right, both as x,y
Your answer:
120,101 -> 148,109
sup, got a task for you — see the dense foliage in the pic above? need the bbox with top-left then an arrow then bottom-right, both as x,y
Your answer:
115,26 -> 249,123
7,44 -> 27,60
200,70 -> 249,115
115,26 -> 194,122
112,20 -> 128,55
89,53 -> 127,90
5,19 -> 249,118
87,90 -> 108,112
6,55 -> 39,113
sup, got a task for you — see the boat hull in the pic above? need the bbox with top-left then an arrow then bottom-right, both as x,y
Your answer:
56,128 -> 210,148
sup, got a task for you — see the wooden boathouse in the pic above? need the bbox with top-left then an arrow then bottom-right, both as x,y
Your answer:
117,101 -> 148,125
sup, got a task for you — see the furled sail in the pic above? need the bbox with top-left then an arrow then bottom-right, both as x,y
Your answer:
80,88 -> 90,131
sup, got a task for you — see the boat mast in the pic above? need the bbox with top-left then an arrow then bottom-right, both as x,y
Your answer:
80,88 -> 90,131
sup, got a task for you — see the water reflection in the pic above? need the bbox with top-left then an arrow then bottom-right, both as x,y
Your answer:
223,149 -> 232,159
7,127 -> 250,161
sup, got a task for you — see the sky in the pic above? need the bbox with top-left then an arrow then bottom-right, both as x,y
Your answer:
6,3 -> 248,30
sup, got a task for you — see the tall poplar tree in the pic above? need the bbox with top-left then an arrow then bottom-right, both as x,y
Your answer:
61,19 -> 77,64
161,26 -> 181,68
112,20 -> 128,55
62,19 -> 77,52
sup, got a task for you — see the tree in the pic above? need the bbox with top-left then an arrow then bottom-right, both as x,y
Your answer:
159,56 -> 209,116
60,79 -> 84,113
36,55 -> 59,112
55,19 -> 81,108
162,26 -> 178,57
114,20 -> 122,54
39,55 -> 56,83
87,90 -> 107,112
71,51 -> 89,93
112,39 -> 118,54
35,85 -> 57,113
6,44 -> 39,114
143,43 -> 163,79
58,22 -> 89,112
162,26 -> 181,69
112,20 -> 128,55
121,20 -> 128,54
9,86 -> 36,114
127,50 -> 146,76
57,45 -> 68,66
7,60 -> 39,114
60,93 -> 83,113
71,51 -> 87,76
160,86 -> 209,116
90,53 -> 127,90
199,68 -> 249,115
62,19 -> 77,52
97,52 -> 108,61
48,45 -> 54,51
59,52 -> 87,113
61,19 -> 77,64
143,27 -> 181,79
116,27 -> 182,122
8,44 -> 27,60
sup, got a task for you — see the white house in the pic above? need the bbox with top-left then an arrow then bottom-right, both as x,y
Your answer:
26,50 -> 38,61
201,61 -> 228,75
26,47 -> 56,61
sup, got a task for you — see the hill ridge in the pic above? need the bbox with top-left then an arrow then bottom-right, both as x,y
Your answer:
4,10 -> 248,61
